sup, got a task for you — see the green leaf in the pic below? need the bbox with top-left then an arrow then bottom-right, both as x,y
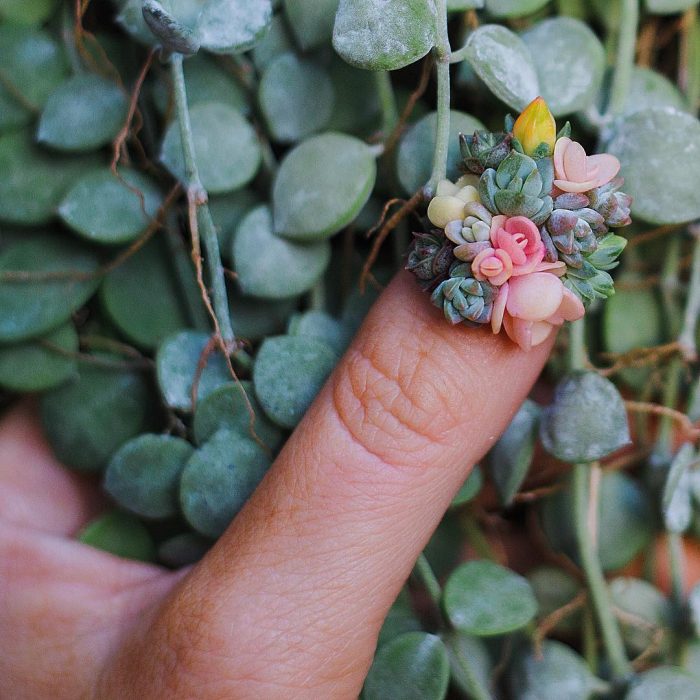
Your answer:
99,236 -> 192,350
377,590 -> 422,648
252,14 -> 294,71
105,434 -> 194,519
396,110 -> 484,194
463,25 -> 539,110
78,511 -> 156,562
233,205 -> 331,298
59,168 -> 162,245
448,0 -> 484,9
0,26 -> 68,131
662,442 -> 696,533
442,631 -> 493,700
625,668 -> 700,699
195,0 -> 272,53
0,130 -> 98,225
37,74 -> 128,152
508,640 -> 607,700
142,0 -> 200,55
520,18 -> 605,116
229,292 -> 299,342
605,108 -> 700,224
180,428 -> 272,537
0,234 -> 99,343
540,371 -> 630,463
0,323 -> 77,392
0,0 -> 58,25
689,582 -> 700,637
326,56 -> 381,135
158,532 -> 212,568
209,189 -> 261,257
485,0 -> 551,17
253,335 -> 337,429
287,310 -> 351,356
646,0 -> 699,14
363,632 -> 450,700
333,0 -> 436,71
41,362 -> 154,472
450,466 -> 484,507
272,132 -> 376,241
283,0 -> 339,50
610,577 -> 673,656
614,66 -> 689,116
258,53 -> 334,143
540,471 -> 653,571
156,330 -> 231,412
489,399 -> 540,505
443,560 -> 537,636
193,380 -> 284,449
161,101 -> 261,195
528,566 -> 582,635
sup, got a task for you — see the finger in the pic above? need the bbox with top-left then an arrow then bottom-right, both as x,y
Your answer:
128,272 -> 553,698
0,401 -> 106,535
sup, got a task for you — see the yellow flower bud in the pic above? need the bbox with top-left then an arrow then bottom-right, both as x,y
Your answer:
513,97 -> 556,157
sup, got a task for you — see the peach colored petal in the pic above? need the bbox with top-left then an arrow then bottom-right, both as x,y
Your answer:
489,215 -> 508,246
486,250 -> 513,286
535,260 -> 567,276
503,315 -> 533,352
553,137 -> 570,180
530,320 -> 556,347
558,287 -> 585,321
553,177 -> 599,193
496,228 -> 527,265
563,140 -> 588,181
506,272 -> 564,321
510,242 -> 545,276
471,247 -> 495,280
491,283 -> 508,334
505,216 -> 541,255
587,153 -> 621,189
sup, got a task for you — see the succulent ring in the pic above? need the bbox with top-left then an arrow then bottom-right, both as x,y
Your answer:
407,97 -> 632,352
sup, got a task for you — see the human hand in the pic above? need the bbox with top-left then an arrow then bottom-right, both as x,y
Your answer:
1,272 -> 552,699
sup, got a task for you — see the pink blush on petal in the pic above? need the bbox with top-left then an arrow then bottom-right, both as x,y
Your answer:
506,272 -> 564,321
553,137 -> 570,180
503,315 -> 533,352
553,177 -> 599,193
491,283 -> 508,334
587,153 -> 621,188
563,140 -> 588,181
558,287 -> 585,321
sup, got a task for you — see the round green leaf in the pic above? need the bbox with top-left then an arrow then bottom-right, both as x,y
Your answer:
0,0 -> 58,25
287,310 -> 351,355
158,532 -> 212,568
489,399 -> 540,505
528,567 -> 582,635
252,14 -> 294,71
180,428 -> 272,537
540,470 -> 653,571
646,0 -> 699,14
105,434 -> 194,519
253,335 -> 337,429
259,53 -> 334,143
443,560 -> 537,636
540,371 -> 630,463
0,323 -> 77,392
193,380 -> 284,449
333,0 -> 436,71
485,0 -> 551,16
363,632 -> 450,700
59,168 -> 162,245
161,101 -> 261,195
196,0 -> 272,53
0,26 -> 68,130
450,465 -> 484,507
326,56 -> 381,135
233,205 -> 331,299
156,330 -> 231,412
273,132 -> 376,241
41,362 -> 154,472
0,130 -> 98,225
100,236 -> 191,350
606,108 -> 700,224
625,668 -> 700,699
463,24 -> 539,110
209,189 -> 260,256
521,18 -> 605,116
38,74 -> 128,152
615,66 -> 688,116
508,640 -> 606,700
377,591 -> 422,648
78,511 -> 156,562
396,110 -> 485,194
229,292 -> 299,342
284,0 -> 338,50
442,631 -> 492,699
0,234 -> 99,343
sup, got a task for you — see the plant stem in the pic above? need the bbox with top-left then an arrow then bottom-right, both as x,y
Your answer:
426,0 -> 451,198
678,229 -> 700,360
374,71 -> 399,137
443,631 -> 492,700
573,463 -> 632,680
568,318 -> 587,371
582,604 -> 598,672
414,553 -> 442,608
668,530 -> 686,605
606,0 -> 639,118
170,53 -> 235,346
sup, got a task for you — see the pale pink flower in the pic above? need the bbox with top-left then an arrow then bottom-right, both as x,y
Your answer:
553,137 -> 620,194
471,215 -> 545,286
490,272 -> 585,352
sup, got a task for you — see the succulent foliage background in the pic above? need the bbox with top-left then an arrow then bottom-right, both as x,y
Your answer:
2,0 -> 700,697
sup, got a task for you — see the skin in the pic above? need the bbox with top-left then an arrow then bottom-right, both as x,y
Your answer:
1,272 -> 553,699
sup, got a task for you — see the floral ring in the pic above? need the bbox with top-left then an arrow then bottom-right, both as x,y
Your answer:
407,97 -> 632,352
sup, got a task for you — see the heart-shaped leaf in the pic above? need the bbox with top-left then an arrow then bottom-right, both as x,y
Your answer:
625,668 -> 700,699
450,466 -> 484,507
283,0 -> 338,50
78,511 -> 156,562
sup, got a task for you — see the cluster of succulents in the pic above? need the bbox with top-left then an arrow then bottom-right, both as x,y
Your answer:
408,97 -> 632,352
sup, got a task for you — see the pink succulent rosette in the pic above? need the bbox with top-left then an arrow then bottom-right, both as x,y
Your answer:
553,137 -> 621,193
